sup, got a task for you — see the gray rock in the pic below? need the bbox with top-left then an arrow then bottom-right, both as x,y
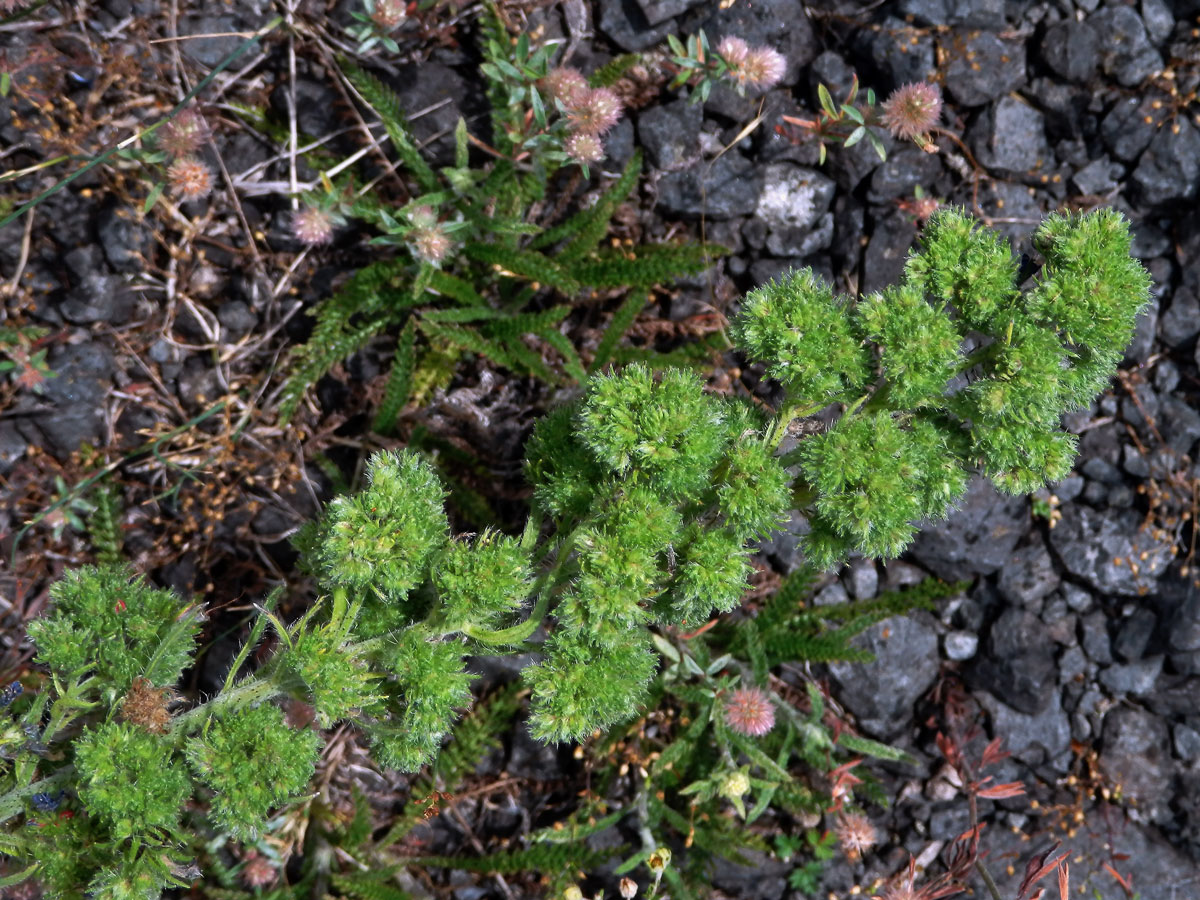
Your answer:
1042,599 -> 1076,647
218,301 -> 258,341
944,630 -> 978,661
814,580 -> 849,608
1058,644 -> 1088,683
1158,394 -> 1200,455
897,0 -> 1005,28
1099,706 -> 1174,823
970,608 -> 1059,714
632,0 -> 708,26
828,614 -> 940,738
1153,359 -> 1180,394
1114,607 -> 1158,661
861,17 -> 937,88
509,720 -> 564,781
710,849 -> 791,899
759,510 -> 810,574
1099,656 -> 1162,696
996,537 -> 1060,610
270,77 -> 341,143
655,153 -> 761,219
970,95 -> 1048,174
1141,0 -> 1174,45
754,165 -> 836,257
884,560 -> 928,590
32,341 -> 115,457
1132,117 -> 1200,207
844,558 -> 878,600
60,272 -> 135,326
976,689 -> 1071,769
637,98 -> 703,169
181,15 -> 244,67
1122,300 -> 1158,365
1168,591 -> 1200,653
1091,6 -> 1164,87
1070,156 -> 1122,196
766,212 -> 833,258
909,476 -> 1026,581
1159,287 -> 1200,347
1100,95 -> 1160,162
929,803 -> 972,840
1048,506 -> 1174,596
867,147 -> 943,203
1062,583 -> 1092,613
861,210 -> 917,296
1173,722 -> 1200,760
1081,457 -> 1122,484
1041,20 -> 1099,82
597,0 -> 677,51
1081,610 -> 1113,664
942,31 -> 1027,107
97,201 -> 152,273
389,62 -> 470,168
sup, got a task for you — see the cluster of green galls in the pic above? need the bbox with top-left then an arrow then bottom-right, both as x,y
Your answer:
3,207 -> 1149,900
733,206 -> 1150,565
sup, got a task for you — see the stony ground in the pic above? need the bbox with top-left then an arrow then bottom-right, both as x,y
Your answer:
2,0 -> 1200,898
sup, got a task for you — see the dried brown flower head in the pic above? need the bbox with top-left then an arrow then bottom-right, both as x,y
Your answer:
119,676 -> 178,734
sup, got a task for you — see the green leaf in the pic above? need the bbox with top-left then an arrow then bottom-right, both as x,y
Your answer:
841,104 -> 864,125
143,182 -> 165,213
373,318 -> 418,435
454,117 -> 468,169
817,83 -> 837,118
843,125 -> 866,148
591,288 -> 648,372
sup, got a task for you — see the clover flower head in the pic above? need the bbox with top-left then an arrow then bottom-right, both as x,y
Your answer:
292,206 -> 336,246
835,811 -> 877,858
411,226 -> 452,266
724,686 -> 775,736
717,35 -> 751,68
565,131 -> 605,165
565,86 -> 624,136
370,0 -> 406,29
880,82 -> 942,141
167,157 -> 213,200
541,66 -> 589,106
159,108 -> 210,158
742,45 -> 787,91
241,852 -> 278,889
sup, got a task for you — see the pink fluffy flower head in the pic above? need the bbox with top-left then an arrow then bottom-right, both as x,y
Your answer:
880,82 -> 942,142
159,108 -> 210,158
716,35 -> 751,68
240,852 -> 278,889
541,67 -> 589,106
564,86 -> 624,136
167,157 -> 213,200
370,0 -> 406,29
565,131 -> 605,165
292,206 -> 335,246
411,226 -> 452,266
742,45 -> 787,91
724,687 -> 775,737
835,811 -> 878,859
